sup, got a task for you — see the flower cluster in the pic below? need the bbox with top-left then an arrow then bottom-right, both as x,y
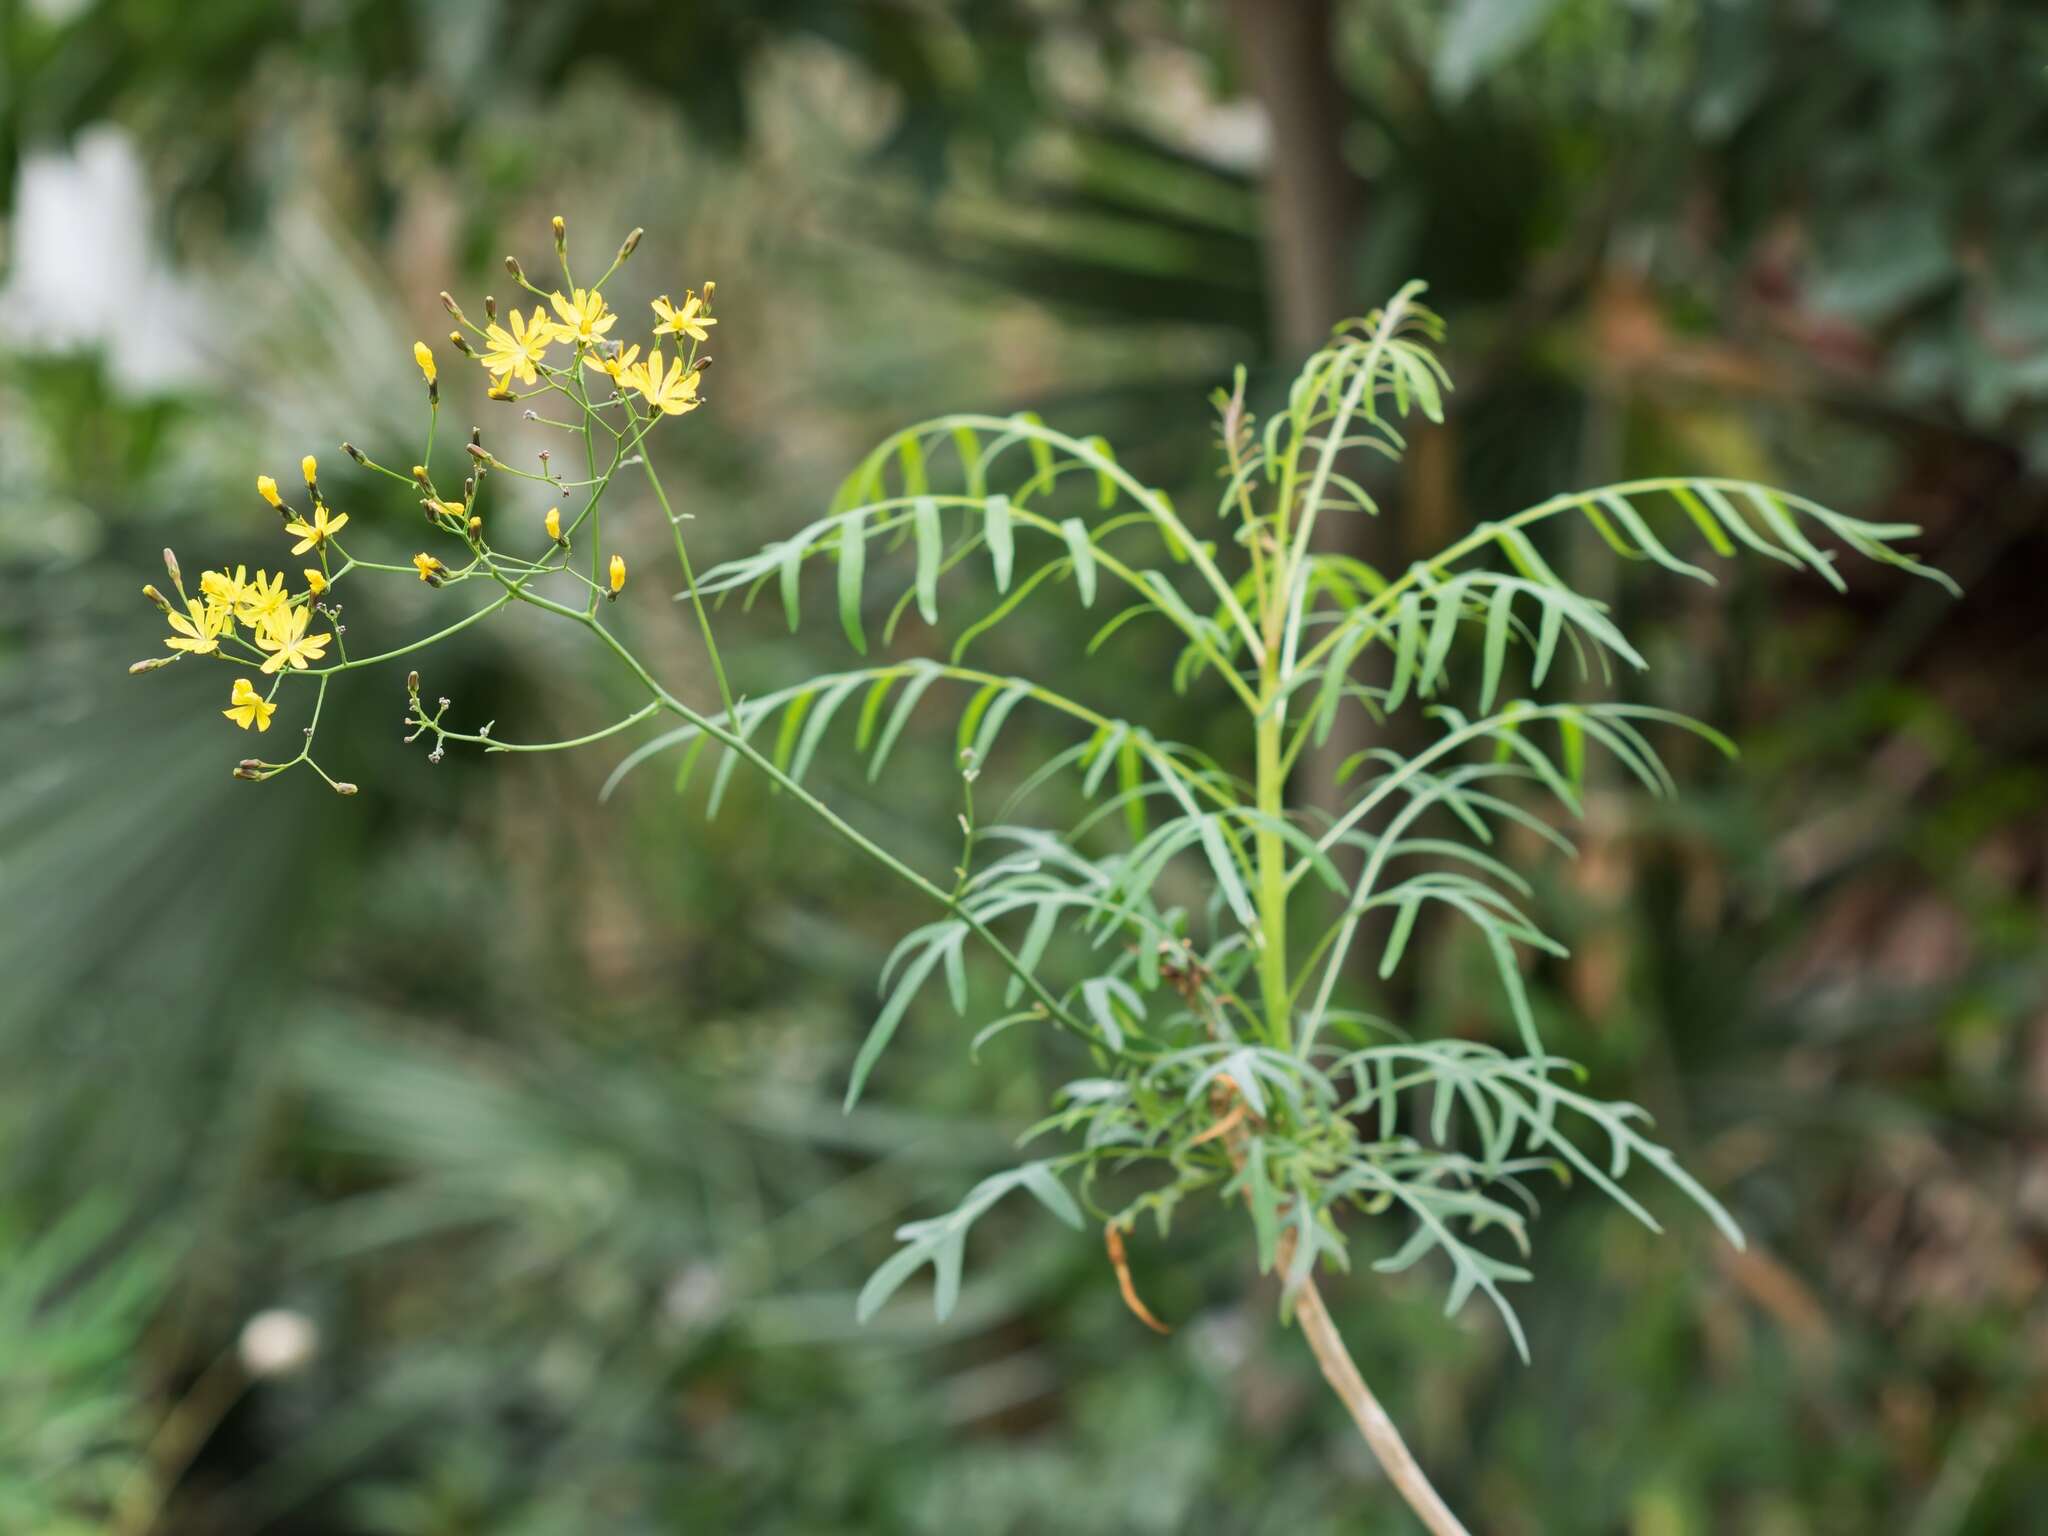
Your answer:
474,284 -> 708,417
145,556 -> 332,707
128,214 -> 713,794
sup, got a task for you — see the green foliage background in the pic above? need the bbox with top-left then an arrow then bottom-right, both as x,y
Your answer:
3,2 -> 2045,1532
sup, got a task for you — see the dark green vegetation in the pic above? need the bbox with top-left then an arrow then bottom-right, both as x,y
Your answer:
4,3 -> 2045,1532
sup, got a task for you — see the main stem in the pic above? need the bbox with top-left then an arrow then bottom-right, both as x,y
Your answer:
1294,1274 -> 1473,1536
1255,457 -> 1469,1536
1254,701 -> 1292,1052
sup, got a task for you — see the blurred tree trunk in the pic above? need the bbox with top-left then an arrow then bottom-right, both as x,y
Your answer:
1227,2 -> 1407,805
1229,0 -> 1355,359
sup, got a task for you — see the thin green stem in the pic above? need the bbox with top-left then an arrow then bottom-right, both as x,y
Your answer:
1254,687 -> 1292,1054
636,420 -> 737,720
483,564 -> 1115,1055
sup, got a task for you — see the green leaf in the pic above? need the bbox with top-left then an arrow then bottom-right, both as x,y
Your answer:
972,683 -> 1030,769
1004,901 -> 1062,1007
1118,736 -> 1146,844
869,666 -> 939,780
897,433 -> 929,496
1061,517 -> 1097,606
1079,976 -> 1140,1051
779,540 -> 803,631
985,493 -> 1015,592
1479,585 -> 1513,711
1016,1163 -> 1084,1229
912,497 -> 942,625
771,688 -> 815,775
952,425 -> 985,498
1246,1138 -> 1279,1272
955,682 -> 1000,765
837,522 -> 867,653
1083,435 -> 1118,509
855,673 -> 897,754
845,934 -> 949,1111
1198,816 -> 1256,929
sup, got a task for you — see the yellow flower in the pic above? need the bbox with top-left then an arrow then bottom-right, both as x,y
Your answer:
413,340 -> 437,384
256,603 -> 332,673
650,292 -> 716,343
546,287 -> 615,348
257,474 -> 282,508
633,347 -> 701,416
284,504 -> 349,555
303,568 -> 327,595
200,565 -> 251,626
238,570 -> 290,631
479,305 -> 552,385
544,505 -> 561,542
223,677 -> 277,733
164,598 -> 227,655
413,552 -> 446,583
582,342 -> 640,386
301,454 -> 318,487
609,553 -> 627,594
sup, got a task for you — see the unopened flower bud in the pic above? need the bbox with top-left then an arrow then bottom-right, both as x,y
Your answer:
411,464 -> 429,483
617,227 -> 644,264
551,214 -> 566,251
162,548 -> 182,587
544,506 -> 561,543
233,760 -> 266,780
333,781 -> 359,796
301,454 -> 318,488
257,475 -> 281,508
406,670 -> 420,693
483,294 -> 497,322
504,255 -> 525,282
701,279 -> 715,305
342,441 -> 365,464
129,655 -> 178,673
609,553 -> 627,595
468,516 -> 483,537
465,442 -> 491,463
449,331 -> 473,356
439,291 -> 464,321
